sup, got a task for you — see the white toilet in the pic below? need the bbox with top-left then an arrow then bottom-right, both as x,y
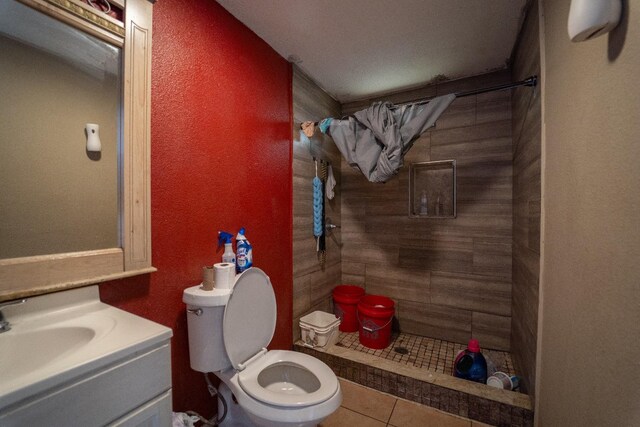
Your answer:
183,267 -> 342,426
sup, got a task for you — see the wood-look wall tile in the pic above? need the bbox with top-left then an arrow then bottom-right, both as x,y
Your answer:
472,312 -> 511,351
293,158 -> 315,178
400,233 -> 473,250
431,137 -> 512,163
293,272 -> 313,318
309,262 -> 342,307
431,271 -> 511,316
340,217 -> 367,234
527,199 -> 540,253
341,200 -> 367,219
457,200 -> 512,217
510,1 -> 541,397
293,67 -> 340,122
512,199 -> 530,244
398,301 -> 472,344
435,97 -> 477,130
365,264 -> 430,303
343,241 -> 399,265
420,215 -> 511,239
473,238 -> 512,279
294,260 -> 340,311
511,254 -> 539,339
342,273 -> 365,286
342,262 -> 365,277
431,120 -> 511,146
292,66 -> 342,343
456,177 -> 512,203
365,197 -> 409,216
513,156 -> 541,196
404,134 -> 431,163
477,89 -> 511,103
399,246 -> 473,273
293,222 -> 313,240
476,98 -> 512,124
456,160 -> 512,179
365,216 -> 408,238
341,231 -> 398,246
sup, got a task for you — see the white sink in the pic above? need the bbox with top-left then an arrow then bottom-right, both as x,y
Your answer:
0,326 -> 96,383
0,286 -> 172,415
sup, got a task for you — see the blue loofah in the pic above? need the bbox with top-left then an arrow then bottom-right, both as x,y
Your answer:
313,176 -> 323,237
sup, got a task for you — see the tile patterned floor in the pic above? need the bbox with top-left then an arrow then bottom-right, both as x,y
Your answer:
335,331 -> 515,377
320,379 -> 492,427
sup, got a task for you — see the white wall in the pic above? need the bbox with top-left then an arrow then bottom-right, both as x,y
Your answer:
537,0 -> 640,425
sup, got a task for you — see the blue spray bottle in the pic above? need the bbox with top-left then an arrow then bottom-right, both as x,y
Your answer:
235,227 -> 253,273
217,231 -> 235,264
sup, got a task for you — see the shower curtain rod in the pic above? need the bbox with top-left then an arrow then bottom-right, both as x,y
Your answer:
300,75 -> 538,129
454,75 -> 536,98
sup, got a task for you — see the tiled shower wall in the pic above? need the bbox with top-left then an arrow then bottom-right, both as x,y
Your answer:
340,71 -> 514,351
511,0 -> 541,399
292,67 -> 342,341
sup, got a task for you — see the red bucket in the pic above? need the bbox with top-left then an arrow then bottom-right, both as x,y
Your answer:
357,295 -> 395,349
332,285 -> 365,332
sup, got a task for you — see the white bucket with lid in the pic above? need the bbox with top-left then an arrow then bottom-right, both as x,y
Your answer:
299,311 -> 341,348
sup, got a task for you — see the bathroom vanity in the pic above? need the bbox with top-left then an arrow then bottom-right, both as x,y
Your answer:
0,286 -> 173,426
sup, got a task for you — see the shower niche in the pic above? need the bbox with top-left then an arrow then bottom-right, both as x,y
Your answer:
409,160 -> 456,218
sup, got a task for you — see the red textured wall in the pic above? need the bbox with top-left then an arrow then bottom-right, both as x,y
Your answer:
100,0 -> 292,417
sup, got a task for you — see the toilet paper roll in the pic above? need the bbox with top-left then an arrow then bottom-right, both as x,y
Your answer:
202,266 -> 215,291
214,262 -> 236,289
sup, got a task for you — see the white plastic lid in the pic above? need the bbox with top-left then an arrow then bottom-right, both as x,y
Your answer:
223,268 -> 276,370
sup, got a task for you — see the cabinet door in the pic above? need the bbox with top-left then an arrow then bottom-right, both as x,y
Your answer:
109,390 -> 172,427
0,344 -> 171,426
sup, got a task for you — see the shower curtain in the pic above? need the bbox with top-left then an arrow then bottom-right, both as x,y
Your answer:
322,94 -> 455,183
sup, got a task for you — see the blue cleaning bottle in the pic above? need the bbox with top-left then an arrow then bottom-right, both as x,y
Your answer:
453,339 -> 488,384
235,227 -> 253,273
217,231 -> 235,264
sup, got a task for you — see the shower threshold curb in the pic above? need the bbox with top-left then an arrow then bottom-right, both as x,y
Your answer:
295,341 -> 533,426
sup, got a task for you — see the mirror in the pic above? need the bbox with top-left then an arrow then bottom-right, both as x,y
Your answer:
0,0 -> 154,301
0,0 -> 121,259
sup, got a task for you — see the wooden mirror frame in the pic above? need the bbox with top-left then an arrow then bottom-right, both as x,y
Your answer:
0,0 -> 155,301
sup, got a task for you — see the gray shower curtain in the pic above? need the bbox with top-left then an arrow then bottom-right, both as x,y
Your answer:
324,94 -> 456,182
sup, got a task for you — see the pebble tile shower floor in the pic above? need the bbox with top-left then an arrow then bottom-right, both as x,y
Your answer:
296,331 -> 534,426
335,331 -> 516,377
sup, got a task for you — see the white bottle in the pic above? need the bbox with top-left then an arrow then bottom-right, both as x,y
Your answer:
218,231 -> 236,264
420,190 -> 428,215
222,242 -> 235,264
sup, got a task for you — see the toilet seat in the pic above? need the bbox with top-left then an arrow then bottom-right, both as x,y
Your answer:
237,350 -> 339,407
222,268 -> 277,370
221,269 -> 338,407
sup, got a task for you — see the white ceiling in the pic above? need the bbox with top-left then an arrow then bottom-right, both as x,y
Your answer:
216,0 -> 528,103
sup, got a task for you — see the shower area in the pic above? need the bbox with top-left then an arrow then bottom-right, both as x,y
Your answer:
292,4 -> 540,425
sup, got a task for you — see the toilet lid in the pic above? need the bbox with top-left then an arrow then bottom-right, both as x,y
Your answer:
223,268 -> 276,370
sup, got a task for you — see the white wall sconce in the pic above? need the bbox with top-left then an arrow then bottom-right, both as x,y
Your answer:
568,0 -> 622,42
85,123 -> 101,152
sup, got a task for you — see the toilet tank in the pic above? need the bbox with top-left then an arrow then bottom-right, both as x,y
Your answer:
183,286 -> 232,372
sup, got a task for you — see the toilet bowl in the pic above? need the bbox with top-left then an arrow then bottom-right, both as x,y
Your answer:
218,350 -> 341,426
184,268 -> 342,426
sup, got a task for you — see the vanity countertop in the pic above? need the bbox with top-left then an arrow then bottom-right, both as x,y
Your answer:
0,285 -> 172,410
